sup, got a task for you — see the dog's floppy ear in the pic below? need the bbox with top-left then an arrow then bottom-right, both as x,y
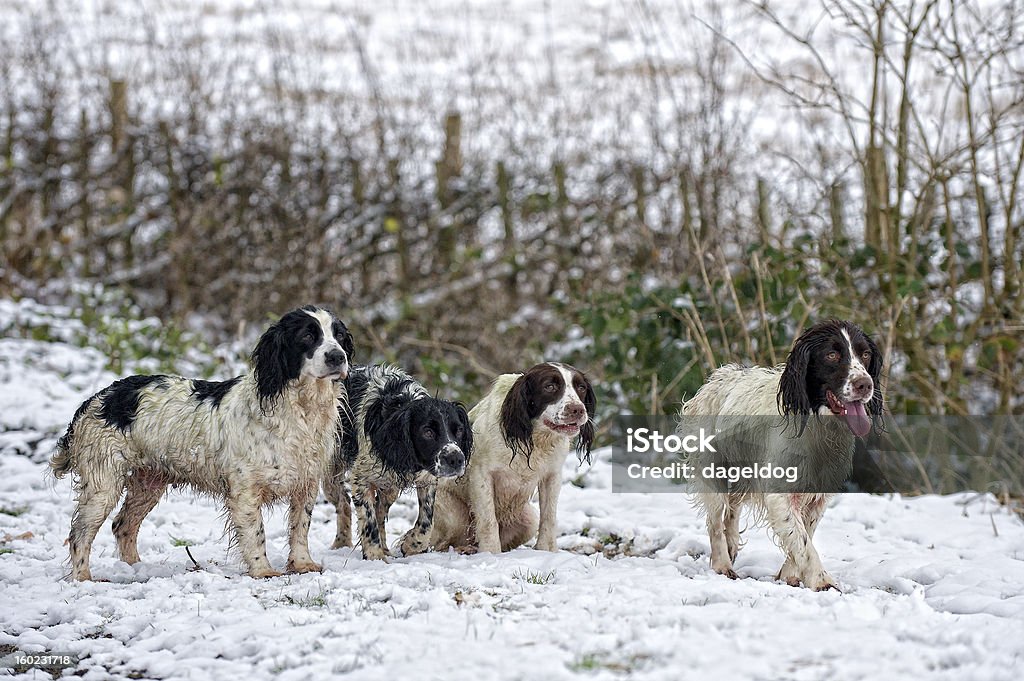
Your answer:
252,318 -> 300,413
778,333 -> 812,436
340,329 -> 354,363
454,402 -> 473,465
865,332 -> 885,421
576,377 -> 597,464
500,374 -> 535,463
366,403 -> 418,477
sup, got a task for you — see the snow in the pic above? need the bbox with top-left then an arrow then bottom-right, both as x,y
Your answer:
2,307 -> 1024,679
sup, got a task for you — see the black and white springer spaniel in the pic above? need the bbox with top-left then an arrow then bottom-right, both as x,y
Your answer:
430,362 -> 596,553
51,306 -> 353,580
325,365 -> 472,560
679,319 -> 884,590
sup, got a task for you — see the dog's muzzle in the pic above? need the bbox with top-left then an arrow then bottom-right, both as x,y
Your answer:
436,444 -> 466,478
324,350 -> 349,380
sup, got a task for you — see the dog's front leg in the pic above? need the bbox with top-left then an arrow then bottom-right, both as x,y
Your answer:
534,472 -> 562,551
765,494 -> 837,591
374,485 -> 399,545
353,484 -> 388,560
469,468 -> 501,553
286,488 -> 322,574
227,490 -> 280,578
400,478 -> 436,556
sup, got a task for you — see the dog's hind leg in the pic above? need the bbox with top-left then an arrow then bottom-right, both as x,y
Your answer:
501,504 -> 538,552
399,478 -> 436,556
352,483 -> 388,560
323,462 -> 352,549
286,486 -> 322,574
226,489 -> 279,578
766,493 -> 837,591
704,492 -> 738,579
112,470 -> 166,565
427,484 -> 471,553
69,477 -> 124,581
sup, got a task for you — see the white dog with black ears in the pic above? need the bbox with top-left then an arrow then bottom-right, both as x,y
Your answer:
51,305 -> 353,581
679,318 -> 884,591
430,362 -> 596,554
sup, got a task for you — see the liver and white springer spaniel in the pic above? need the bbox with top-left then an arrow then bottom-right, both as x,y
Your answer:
680,319 -> 884,590
430,362 -> 596,553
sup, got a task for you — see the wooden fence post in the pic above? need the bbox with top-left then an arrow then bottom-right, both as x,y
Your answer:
435,112 -> 462,269
79,108 -> 92,276
497,160 -> 517,295
829,181 -> 845,242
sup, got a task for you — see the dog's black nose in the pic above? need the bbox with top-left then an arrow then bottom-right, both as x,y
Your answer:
438,448 -> 466,477
325,350 -> 345,367
564,403 -> 586,421
852,376 -> 873,398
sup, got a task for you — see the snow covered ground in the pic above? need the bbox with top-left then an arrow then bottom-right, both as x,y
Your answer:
1,300 -> 1023,680
0,303 -> 1015,679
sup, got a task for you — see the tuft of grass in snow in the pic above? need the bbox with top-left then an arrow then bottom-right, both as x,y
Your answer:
0,548 -> 13,555
168,536 -> 193,547
281,583 -> 331,609
569,653 -> 649,674
512,568 -> 556,585
285,594 -> 328,608
0,505 -> 28,517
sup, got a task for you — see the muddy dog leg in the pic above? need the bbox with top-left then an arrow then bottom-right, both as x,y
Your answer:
776,495 -> 832,588
702,492 -> 738,579
353,483 -> 388,560
724,501 -> 742,563
226,489 -> 279,578
766,493 -> 837,591
112,470 -> 166,565
69,481 -> 124,581
400,478 -> 436,556
323,461 -> 352,550
286,486 -> 322,574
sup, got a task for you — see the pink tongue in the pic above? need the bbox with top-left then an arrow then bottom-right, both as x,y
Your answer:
843,401 -> 871,437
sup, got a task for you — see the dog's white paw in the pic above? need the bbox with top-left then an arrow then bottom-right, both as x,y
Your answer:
286,559 -> 323,574
399,530 -> 429,556
804,570 -> 841,592
361,545 -> 389,561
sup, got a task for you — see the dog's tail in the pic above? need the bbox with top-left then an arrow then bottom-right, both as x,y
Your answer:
50,395 -> 97,478
50,431 -> 75,479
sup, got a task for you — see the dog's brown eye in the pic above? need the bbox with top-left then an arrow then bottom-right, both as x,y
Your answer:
575,383 -> 587,396
301,332 -> 314,344
544,383 -> 557,392
826,351 -> 840,362
861,351 -> 871,361
422,427 -> 435,440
